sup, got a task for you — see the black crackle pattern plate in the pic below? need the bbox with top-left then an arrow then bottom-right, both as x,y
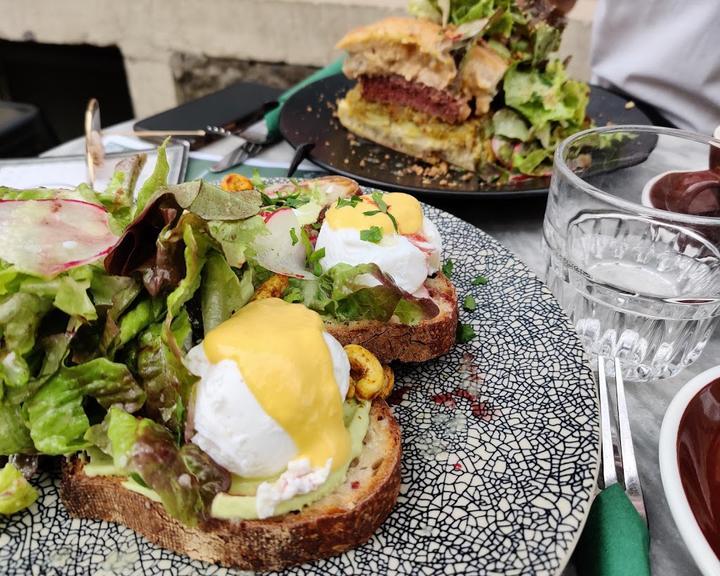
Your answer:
0,204 -> 599,576
279,74 -> 654,199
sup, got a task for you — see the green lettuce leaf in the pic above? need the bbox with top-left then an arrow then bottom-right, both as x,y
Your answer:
52,276 -> 97,321
116,298 -> 164,350
133,138 -> 170,217
285,262 -> 438,323
452,0 -> 495,24
25,358 -> 145,455
16,266 -> 97,322
207,216 -> 266,268
0,293 -> 52,356
0,402 -> 34,454
492,108 -> 531,141
334,286 -> 400,321
504,60 -> 589,130
99,154 -> 146,230
90,274 -> 139,308
512,146 -> 551,174
130,419 -> 230,526
85,405 -> 139,471
166,181 -> 261,221
532,21 -> 562,65
201,251 -> 254,332
0,462 -> 38,515
166,218 -> 211,319
394,299 -> 426,325
136,313 -> 194,433
4,317 -> 81,405
408,0 -> 442,21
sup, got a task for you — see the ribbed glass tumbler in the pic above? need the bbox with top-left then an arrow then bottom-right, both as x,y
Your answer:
543,126 -> 720,382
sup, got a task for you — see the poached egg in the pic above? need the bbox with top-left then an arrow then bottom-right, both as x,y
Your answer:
186,298 -> 351,518
315,192 -> 442,294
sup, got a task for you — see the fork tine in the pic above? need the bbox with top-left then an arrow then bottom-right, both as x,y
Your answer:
597,357 -> 618,488
613,357 -> 647,523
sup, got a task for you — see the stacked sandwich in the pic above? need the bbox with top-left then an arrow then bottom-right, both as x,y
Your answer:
336,0 -> 590,179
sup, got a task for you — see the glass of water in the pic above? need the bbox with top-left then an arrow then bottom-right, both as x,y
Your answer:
543,125 -> 720,382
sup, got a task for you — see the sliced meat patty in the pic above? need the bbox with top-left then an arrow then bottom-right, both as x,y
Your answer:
359,74 -> 471,124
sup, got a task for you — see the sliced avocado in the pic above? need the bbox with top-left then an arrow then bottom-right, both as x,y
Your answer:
94,399 -> 372,521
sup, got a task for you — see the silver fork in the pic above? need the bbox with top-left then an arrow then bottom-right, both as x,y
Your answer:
597,356 -> 647,523
208,122 -> 274,173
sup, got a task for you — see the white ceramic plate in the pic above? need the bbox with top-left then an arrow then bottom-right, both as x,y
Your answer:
659,365 -> 720,576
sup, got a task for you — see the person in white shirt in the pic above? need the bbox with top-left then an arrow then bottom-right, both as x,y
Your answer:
590,0 -> 720,134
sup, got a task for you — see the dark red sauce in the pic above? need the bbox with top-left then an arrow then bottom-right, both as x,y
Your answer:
432,392 -> 457,409
649,169 -> 720,217
677,376 -> 720,559
387,385 -> 410,406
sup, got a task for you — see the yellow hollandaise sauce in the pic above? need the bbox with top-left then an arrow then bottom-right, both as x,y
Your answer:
202,298 -> 350,472
325,192 -> 423,235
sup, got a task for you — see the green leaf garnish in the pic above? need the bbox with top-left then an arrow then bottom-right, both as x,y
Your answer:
442,259 -> 454,278
360,226 -> 383,244
362,192 -> 399,232
463,295 -> 477,311
456,323 -> 476,344
471,275 -> 488,286
300,229 -> 325,275
336,196 -> 361,208
289,227 -> 299,246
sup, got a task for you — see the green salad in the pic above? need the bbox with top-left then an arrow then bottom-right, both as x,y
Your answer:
0,151 -> 437,524
409,0 -> 591,178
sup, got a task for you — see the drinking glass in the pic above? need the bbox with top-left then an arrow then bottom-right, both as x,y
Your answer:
543,125 -> 720,382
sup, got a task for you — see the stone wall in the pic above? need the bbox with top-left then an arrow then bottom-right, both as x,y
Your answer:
0,0 -> 596,116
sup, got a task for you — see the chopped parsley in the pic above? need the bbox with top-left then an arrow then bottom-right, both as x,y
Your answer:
300,228 -> 325,275
463,295 -> 477,311
442,259 -> 454,278
360,226 -> 383,243
336,196 -> 362,208
456,323 -> 476,344
289,227 -> 299,246
363,191 -> 398,232
471,275 -> 488,286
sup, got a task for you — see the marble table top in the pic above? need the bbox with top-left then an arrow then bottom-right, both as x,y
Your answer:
47,128 -> 715,576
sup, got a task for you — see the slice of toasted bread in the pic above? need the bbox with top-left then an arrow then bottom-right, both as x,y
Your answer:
337,17 -> 456,91
60,400 -> 401,572
325,273 -> 458,363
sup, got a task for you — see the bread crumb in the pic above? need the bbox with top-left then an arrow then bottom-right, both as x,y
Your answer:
624,101 -> 636,110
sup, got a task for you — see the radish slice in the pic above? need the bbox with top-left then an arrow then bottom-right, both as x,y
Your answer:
254,208 -> 314,279
0,199 -> 119,277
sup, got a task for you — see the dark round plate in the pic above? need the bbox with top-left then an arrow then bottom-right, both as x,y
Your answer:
279,74 -> 654,199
